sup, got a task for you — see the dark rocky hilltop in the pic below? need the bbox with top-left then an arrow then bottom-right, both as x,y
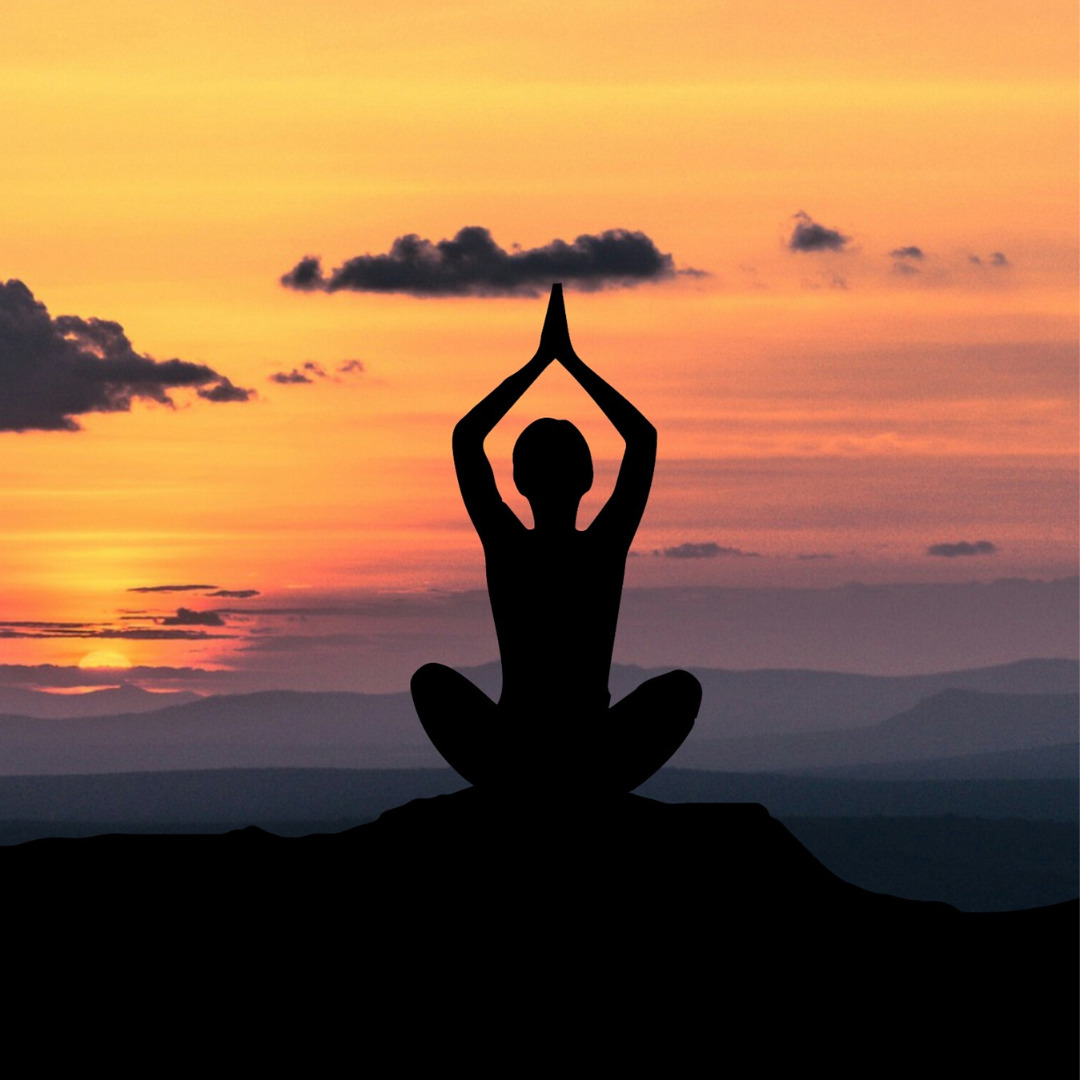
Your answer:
5,791 -> 1074,1069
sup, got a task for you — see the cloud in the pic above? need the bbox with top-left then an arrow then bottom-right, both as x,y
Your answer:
281,226 -> 684,297
270,368 -> 314,385
926,540 -> 997,558
338,359 -> 364,375
788,212 -> 851,253
655,542 -> 760,559
969,252 -> 1010,268
0,622 -> 227,640
0,663 -> 218,688
128,584 -> 217,593
205,589 -> 260,598
162,608 -> 226,626
269,361 -> 335,385
0,280 -> 253,432
197,378 -> 252,403
282,256 -> 323,290
889,247 -> 924,274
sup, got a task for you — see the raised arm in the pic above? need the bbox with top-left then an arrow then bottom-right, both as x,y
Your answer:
543,285 -> 657,539
452,308 -> 560,531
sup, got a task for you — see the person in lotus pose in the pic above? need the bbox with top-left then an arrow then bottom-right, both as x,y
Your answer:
411,284 -> 701,793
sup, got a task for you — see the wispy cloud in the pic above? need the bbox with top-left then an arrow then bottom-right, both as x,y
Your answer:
161,608 -> 225,627
655,542 -> 760,559
0,663 -> 220,688
969,252 -> 1010,267
926,540 -> 997,557
128,584 -> 218,593
269,361 -> 327,385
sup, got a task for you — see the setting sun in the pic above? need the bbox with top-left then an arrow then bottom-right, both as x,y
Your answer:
77,650 -> 133,671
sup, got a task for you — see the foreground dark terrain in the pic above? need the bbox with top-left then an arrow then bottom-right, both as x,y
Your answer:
5,788 -> 1075,1068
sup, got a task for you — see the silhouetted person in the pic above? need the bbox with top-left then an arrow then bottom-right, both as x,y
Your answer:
412,284 -> 701,793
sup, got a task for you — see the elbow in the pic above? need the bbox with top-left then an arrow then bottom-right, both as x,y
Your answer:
452,417 -> 473,446
452,417 -> 481,456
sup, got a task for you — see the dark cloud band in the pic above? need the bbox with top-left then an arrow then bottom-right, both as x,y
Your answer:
655,542 -> 760,559
162,608 -> 226,627
281,226 -> 683,297
128,584 -> 218,593
927,540 -> 997,558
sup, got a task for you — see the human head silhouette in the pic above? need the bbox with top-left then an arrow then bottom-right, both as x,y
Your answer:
513,418 -> 593,506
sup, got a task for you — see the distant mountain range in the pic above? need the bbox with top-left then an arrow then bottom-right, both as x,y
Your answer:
0,681 -> 201,719
678,689 -> 1078,772
0,658 -> 1074,777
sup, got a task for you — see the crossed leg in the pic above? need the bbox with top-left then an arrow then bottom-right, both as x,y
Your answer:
410,663 -> 701,793
410,663 -> 500,789
604,669 -> 701,791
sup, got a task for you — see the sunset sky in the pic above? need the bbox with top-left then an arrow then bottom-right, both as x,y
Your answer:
2,1 -> 1076,694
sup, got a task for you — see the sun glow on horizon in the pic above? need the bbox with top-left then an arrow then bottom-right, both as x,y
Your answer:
77,650 -> 133,671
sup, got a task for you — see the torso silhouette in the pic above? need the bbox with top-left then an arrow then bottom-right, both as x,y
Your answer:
410,283 -> 700,792
481,508 -> 626,717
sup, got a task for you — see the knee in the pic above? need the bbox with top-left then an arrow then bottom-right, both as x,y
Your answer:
659,669 -> 702,716
410,662 -> 454,703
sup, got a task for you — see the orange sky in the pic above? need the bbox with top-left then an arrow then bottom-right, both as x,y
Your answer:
1,2 -> 1075,687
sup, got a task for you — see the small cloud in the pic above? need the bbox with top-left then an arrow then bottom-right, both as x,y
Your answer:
205,589 -> 260,598
797,552 -> 835,561
270,369 -> 313,384
788,211 -> 851,254
0,281 -> 251,432
162,607 -> 225,626
655,542 -> 760,559
280,256 -> 324,291
889,247 -> 924,275
281,226 -> 683,297
197,377 -> 253,403
128,584 -> 217,593
338,359 -> 365,375
926,540 -> 997,558
970,252 -> 1010,268
270,361 -> 331,385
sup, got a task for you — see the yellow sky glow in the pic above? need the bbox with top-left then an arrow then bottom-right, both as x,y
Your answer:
0,1 -> 1075,684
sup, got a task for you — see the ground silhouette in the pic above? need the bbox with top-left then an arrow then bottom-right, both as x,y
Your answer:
3,792 -> 1075,1068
